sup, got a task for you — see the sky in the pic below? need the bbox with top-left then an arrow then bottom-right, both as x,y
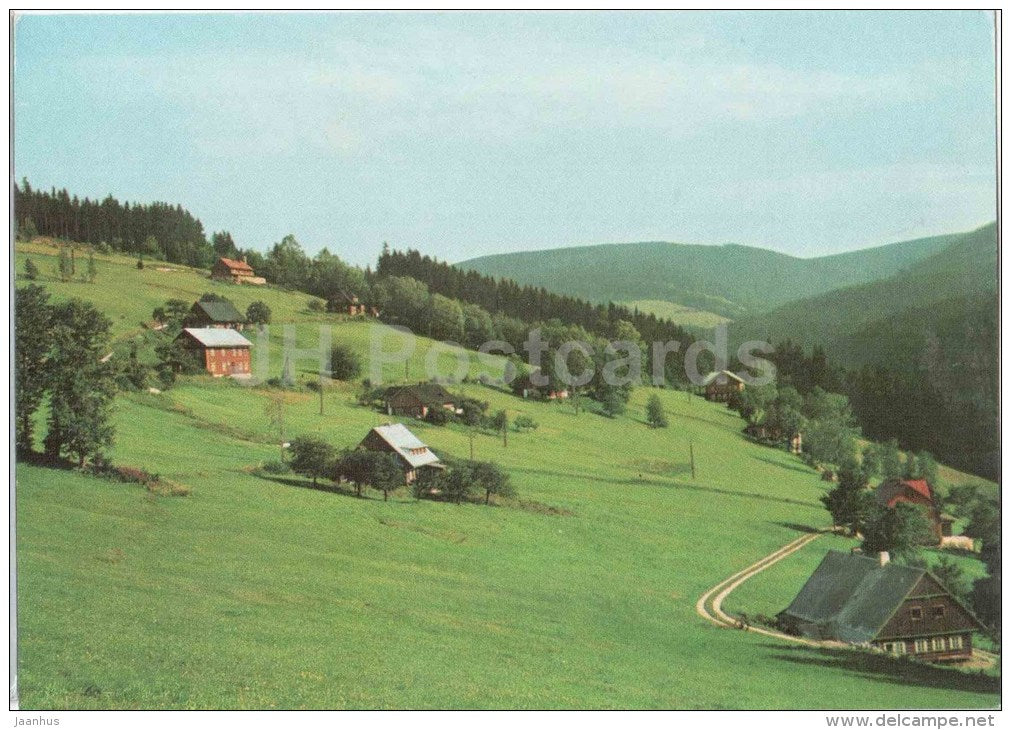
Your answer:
13,11 -> 997,267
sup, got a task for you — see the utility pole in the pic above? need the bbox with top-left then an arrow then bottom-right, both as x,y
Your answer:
469,429 -> 475,461
689,441 -> 696,480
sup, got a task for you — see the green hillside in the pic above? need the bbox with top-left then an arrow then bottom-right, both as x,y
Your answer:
458,231 -> 963,319
728,222 -> 998,357
15,242 -> 998,709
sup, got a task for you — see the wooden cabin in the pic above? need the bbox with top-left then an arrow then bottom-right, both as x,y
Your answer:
184,300 -> 246,331
358,423 -> 444,483
512,370 -> 569,400
175,327 -> 253,377
211,256 -> 265,285
875,478 -> 950,545
702,370 -> 745,402
383,383 -> 460,419
778,550 -> 984,662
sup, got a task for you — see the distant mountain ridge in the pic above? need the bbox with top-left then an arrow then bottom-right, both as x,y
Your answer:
457,231 -> 967,319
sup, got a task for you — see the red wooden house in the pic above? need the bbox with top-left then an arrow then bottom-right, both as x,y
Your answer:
176,327 -> 253,377
211,256 -> 264,285
875,478 -> 954,544
702,370 -> 745,402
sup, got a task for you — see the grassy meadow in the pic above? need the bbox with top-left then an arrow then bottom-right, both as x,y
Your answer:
15,242 -> 999,709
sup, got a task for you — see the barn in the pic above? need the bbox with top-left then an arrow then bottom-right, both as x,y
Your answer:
702,370 -> 745,402
211,256 -> 265,285
777,550 -> 984,662
384,383 -> 460,419
176,327 -> 253,377
875,478 -> 954,545
184,300 -> 246,330
358,423 -> 444,483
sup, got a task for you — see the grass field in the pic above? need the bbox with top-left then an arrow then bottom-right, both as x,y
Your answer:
15,241 -> 1000,709
620,299 -> 731,329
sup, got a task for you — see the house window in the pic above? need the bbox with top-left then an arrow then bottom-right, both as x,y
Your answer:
932,605 -> 945,619
949,635 -> 964,650
913,639 -> 929,653
931,637 -> 945,652
909,607 -> 923,621
881,642 -> 906,655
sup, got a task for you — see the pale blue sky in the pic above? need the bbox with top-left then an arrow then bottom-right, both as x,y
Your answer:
14,11 -> 996,267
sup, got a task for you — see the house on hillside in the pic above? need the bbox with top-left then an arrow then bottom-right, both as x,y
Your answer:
358,423 -> 444,483
211,256 -> 265,285
875,478 -> 954,545
702,370 -> 745,402
777,550 -> 984,662
328,291 -> 367,316
384,383 -> 461,419
184,300 -> 246,330
176,327 -> 253,377
512,370 -> 569,400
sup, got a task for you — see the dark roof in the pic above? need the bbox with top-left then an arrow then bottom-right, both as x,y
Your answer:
386,383 -> 456,406
778,551 -> 926,643
192,300 -> 245,323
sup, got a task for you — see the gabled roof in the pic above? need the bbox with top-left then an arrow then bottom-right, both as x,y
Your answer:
876,478 -> 933,506
178,327 -> 253,348
702,370 -> 746,386
779,551 -> 927,643
192,299 -> 245,323
386,383 -> 456,406
366,423 -> 441,468
217,257 -> 254,273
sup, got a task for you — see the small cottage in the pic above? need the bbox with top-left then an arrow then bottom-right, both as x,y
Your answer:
184,300 -> 246,330
875,478 -> 953,545
778,550 -> 984,662
176,327 -> 253,377
384,383 -> 460,419
702,370 -> 745,402
211,256 -> 265,285
358,423 -> 444,483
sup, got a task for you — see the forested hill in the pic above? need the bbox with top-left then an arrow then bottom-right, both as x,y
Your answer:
727,222 -> 998,364
457,232 -> 962,319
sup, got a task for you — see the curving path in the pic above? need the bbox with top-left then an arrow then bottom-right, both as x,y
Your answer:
695,530 -> 827,646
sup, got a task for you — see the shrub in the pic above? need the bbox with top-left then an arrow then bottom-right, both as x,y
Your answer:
329,345 -> 362,381
246,301 -> 271,325
514,415 -> 539,431
307,298 -> 326,312
260,459 -> 290,475
426,407 -> 450,425
23,258 -> 39,281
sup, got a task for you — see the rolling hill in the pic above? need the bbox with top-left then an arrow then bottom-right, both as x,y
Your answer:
457,231 -> 966,322
14,240 -> 998,709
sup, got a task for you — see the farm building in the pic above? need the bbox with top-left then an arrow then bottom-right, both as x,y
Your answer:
384,383 -> 460,419
358,423 -> 444,483
875,478 -> 955,545
329,291 -> 366,316
176,327 -> 253,377
702,370 -> 745,402
777,550 -> 984,662
211,256 -> 265,285
512,370 -> 569,400
184,300 -> 246,330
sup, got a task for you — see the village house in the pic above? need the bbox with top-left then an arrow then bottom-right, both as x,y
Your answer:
358,423 -> 444,483
176,327 -> 253,377
777,550 -> 984,662
702,370 -> 745,402
184,300 -> 246,330
512,370 -> 569,400
211,256 -> 266,285
875,478 -> 955,545
328,291 -> 367,316
383,383 -> 461,419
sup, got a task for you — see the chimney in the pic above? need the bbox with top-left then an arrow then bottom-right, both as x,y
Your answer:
878,551 -> 890,566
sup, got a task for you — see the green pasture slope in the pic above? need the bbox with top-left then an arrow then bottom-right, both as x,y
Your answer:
15,243 -> 999,709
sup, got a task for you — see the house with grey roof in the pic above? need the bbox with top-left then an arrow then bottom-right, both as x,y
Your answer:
185,299 -> 247,330
702,370 -> 745,402
176,327 -> 253,377
358,423 -> 444,483
777,550 -> 984,662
